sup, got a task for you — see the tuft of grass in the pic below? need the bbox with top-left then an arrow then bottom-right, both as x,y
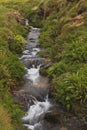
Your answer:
0,103 -> 14,130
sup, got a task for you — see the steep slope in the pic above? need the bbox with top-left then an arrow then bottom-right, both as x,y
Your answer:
36,0 -> 87,119
0,1 -> 28,130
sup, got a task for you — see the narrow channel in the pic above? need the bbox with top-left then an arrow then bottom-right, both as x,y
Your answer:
19,27 -> 52,130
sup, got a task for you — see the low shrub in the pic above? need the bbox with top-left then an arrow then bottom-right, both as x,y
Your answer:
55,64 -> 87,110
10,35 -> 26,54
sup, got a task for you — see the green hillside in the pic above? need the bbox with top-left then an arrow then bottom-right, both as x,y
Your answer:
0,0 -> 87,129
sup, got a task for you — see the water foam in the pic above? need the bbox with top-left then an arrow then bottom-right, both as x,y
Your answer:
22,96 -> 51,130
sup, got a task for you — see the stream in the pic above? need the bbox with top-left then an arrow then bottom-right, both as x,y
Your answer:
14,26 -> 87,130
20,27 -> 52,130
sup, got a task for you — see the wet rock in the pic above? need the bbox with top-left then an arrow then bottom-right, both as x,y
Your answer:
13,90 -> 38,110
22,81 -> 49,100
45,111 -> 62,124
44,112 -> 87,130
42,62 -> 52,69
22,58 -> 45,68
13,80 -> 49,110
44,103 -> 87,130
65,117 -> 87,130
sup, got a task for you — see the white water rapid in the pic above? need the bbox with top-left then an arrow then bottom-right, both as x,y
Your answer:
25,65 -> 40,83
23,96 -> 51,130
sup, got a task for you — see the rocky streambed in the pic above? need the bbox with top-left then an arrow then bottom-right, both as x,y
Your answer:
14,27 -> 87,130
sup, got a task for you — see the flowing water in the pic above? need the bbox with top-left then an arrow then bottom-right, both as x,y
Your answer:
20,27 -> 52,130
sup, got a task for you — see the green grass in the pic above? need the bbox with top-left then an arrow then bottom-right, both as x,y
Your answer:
0,1 -> 27,130
38,0 -> 87,118
0,103 -> 14,130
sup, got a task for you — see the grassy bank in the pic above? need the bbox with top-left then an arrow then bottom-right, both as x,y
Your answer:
0,1 -> 28,129
36,0 -> 87,119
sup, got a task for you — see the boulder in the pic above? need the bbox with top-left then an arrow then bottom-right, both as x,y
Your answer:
44,111 -> 63,124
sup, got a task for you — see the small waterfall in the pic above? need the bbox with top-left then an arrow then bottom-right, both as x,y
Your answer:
23,62 -> 51,130
25,65 -> 40,83
22,96 -> 51,130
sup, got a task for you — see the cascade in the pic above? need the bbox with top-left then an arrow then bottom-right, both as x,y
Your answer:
20,27 -> 51,130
